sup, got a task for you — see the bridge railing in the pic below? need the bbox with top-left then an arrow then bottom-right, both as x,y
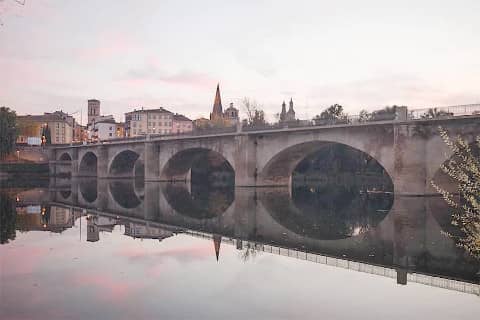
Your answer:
408,103 -> 480,120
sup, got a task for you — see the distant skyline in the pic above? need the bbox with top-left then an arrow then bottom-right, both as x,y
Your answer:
1,0 -> 479,124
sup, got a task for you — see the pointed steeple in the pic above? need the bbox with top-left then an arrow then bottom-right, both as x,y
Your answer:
213,235 -> 222,261
286,98 -> 296,121
280,101 -> 287,122
210,83 -> 223,121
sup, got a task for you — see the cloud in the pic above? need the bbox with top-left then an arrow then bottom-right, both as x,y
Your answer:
72,274 -> 133,302
123,62 -> 216,89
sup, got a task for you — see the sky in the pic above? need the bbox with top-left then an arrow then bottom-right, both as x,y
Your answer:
1,0 -> 479,124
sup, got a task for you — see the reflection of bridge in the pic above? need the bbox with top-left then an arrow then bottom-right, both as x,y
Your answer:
33,197 -> 480,297
49,114 -> 480,195
23,178 -> 479,292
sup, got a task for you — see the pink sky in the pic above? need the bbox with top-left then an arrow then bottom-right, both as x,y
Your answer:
1,0 -> 479,124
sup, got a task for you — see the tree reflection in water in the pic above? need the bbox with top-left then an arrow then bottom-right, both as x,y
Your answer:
0,191 -> 16,244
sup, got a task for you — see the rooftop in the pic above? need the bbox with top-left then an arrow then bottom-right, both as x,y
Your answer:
173,113 -> 192,122
126,107 -> 173,114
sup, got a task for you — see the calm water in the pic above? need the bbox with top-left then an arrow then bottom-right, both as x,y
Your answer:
1,178 -> 479,320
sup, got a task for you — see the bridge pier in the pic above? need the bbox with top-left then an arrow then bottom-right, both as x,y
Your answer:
145,142 -> 160,181
233,135 -> 259,187
97,146 -> 109,179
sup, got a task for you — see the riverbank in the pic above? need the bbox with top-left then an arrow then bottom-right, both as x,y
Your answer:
0,162 -> 49,180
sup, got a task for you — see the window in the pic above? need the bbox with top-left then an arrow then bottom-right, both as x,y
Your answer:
109,133 -> 112,137
109,126 -> 113,130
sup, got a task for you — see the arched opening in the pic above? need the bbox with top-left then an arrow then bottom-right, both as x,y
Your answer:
59,152 -> 72,161
109,180 -> 142,209
162,148 -> 235,185
261,141 -> 392,190
79,152 -> 97,176
109,150 -> 141,178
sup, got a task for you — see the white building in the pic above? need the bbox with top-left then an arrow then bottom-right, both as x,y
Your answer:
87,115 -> 119,141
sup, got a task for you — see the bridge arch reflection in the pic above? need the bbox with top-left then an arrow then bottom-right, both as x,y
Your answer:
108,179 -> 143,209
260,185 -> 393,240
161,182 -> 234,219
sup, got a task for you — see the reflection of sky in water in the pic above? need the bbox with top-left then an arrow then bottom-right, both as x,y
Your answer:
1,218 -> 479,320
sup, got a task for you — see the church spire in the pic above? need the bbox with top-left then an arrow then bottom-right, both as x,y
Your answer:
210,83 -> 223,121
289,97 -> 294,111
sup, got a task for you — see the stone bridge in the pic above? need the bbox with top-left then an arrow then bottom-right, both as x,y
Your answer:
49,115 -> 480,195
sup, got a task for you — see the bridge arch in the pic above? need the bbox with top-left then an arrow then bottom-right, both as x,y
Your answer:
259,140 -> 393,187
58,152 -> 72,161
109,149 -> 143,178
161,148 -> 235,183
79,152 -> 98,176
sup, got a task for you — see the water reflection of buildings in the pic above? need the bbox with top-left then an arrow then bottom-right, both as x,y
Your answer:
15,205 -> 80,233
86,214 -> 175,242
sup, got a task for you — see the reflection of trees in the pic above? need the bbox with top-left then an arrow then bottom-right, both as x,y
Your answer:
0,192 -> 16,244
432,127 -> 480,259
239,242 -> 261,262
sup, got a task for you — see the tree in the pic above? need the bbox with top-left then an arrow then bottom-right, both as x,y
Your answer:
314,104 -> 347,125
431,127 -> 480,259
358,109 -> 371,122
242,97 -> 266,126
0,107 -> 17,160
370,105 -> 405,121
421,108 -> 453,119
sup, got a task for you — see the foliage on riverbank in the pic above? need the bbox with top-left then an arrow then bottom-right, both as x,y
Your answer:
431,127 -> 480,259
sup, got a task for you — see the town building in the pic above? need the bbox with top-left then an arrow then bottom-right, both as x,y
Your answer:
125,107 -> 192,137
124,223 -> 174,241
16,113 -> 73,145
279,98 -> 297,123
209,84 -> 239,127
193,117 -> 210,129
172,114 -> 193,134
86,115 -> 118,141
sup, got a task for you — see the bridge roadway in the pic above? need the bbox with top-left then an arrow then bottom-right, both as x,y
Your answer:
28,178 -> 479,290
49,114 -> 480,195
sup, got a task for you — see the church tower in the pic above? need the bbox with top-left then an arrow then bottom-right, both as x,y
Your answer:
210,84 -> 223,121
286,98 -> 296,122
280,101 -> 287,122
